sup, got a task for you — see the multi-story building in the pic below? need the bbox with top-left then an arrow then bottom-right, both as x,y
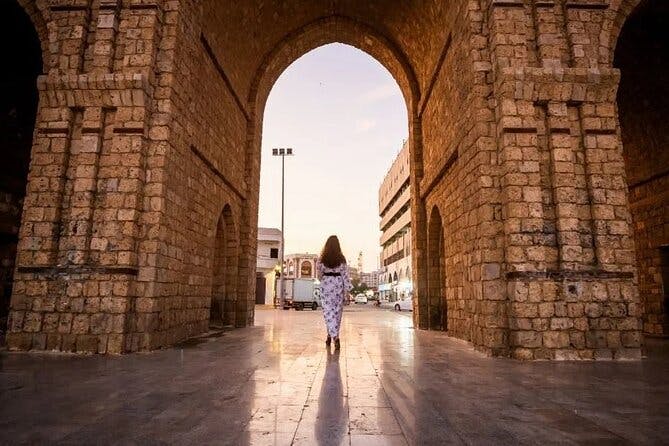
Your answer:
284,253 -> 319,279
378,141 -> 412,302
255,228 -> 282,305
360,270 -> 381,290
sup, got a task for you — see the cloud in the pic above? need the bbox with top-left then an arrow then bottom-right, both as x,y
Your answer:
360,82 -> 400,104
355,118 -> 377,132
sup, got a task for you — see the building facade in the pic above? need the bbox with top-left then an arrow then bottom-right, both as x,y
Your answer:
256,228 -> 282,306
284,253 -> 318,279
360,270 -> 380,290
379,141 -> 412,302
2,0 -> 662,360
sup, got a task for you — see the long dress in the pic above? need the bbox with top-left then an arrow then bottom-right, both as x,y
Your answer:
317,261 -> 352,339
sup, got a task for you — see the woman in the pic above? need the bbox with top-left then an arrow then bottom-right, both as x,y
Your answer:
317,235 -> 352,350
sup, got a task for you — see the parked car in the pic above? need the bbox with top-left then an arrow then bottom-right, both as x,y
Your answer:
394,297 -> 413,312
354,294 -> 368,304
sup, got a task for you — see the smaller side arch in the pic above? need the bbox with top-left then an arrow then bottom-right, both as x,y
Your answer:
2,0 -> 45,333
613,0 -> 669,337
426,205 -> 446,331
211,204 -> 239,327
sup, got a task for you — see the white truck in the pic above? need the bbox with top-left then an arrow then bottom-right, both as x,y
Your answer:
282,278 -> 321,310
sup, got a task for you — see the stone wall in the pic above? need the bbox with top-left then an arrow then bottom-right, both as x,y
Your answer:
486,0 -> 646,359
4,0 -> 658,358
7,0 -> 175,353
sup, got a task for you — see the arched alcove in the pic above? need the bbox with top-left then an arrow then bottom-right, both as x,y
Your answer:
425,206 -> 445,331
614,0 -> 669,337
211,205 -> 239,328
0,0 -> 42,331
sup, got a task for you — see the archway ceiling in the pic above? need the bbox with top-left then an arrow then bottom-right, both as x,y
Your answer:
202,0 -> 455,109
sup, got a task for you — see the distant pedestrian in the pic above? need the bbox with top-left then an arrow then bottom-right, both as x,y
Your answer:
317,235 -> 352,350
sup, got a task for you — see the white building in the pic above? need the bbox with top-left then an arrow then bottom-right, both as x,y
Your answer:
284,253 -> 319,279
256,227 -> 282,305
378,140 -> 412,302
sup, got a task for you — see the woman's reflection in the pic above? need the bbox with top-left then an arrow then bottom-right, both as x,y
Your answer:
315,347 -> 347,445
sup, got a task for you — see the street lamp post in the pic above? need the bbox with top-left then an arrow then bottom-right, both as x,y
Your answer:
272,147 -> 293,308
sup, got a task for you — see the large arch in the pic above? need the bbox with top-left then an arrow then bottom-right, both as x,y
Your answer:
247,15 -> 421,119
613,0 -> 669,337
0,1 -> 43,333
244,13 -> 429,328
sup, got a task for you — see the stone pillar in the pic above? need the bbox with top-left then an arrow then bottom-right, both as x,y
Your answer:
409,116 -> 429,330
6,0 -> 166,353
490,0 -> 642,359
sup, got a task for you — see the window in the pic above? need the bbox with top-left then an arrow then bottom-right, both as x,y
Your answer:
270,248 -> 278,259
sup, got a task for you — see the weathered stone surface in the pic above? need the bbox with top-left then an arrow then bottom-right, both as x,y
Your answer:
1,0 -> 663,359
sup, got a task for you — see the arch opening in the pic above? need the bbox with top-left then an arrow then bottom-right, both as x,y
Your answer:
254,21 -> 420,320
211,205 -> 239,328
614,0 -> 669,337
425,206 -> 446,331
0,1 -> 42,332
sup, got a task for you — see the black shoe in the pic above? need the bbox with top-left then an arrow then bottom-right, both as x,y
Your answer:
326,335 -> 331,346
334,338 -> 340,350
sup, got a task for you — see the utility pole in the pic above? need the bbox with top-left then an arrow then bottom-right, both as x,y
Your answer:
272,148 -> 293,308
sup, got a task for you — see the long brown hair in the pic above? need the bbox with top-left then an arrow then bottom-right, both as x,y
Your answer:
320,235 -> 346,268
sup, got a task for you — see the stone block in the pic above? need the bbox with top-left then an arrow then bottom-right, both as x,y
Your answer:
72,314 -> 90,334
554,349 -> 580,360
512,348 -> 534,360
614,348 -> 642,360
6,333 -> 32,351
510,330 -> 542,348
543,331 -> 569,348
76,335 -> 99,354
593,349 -> 613,360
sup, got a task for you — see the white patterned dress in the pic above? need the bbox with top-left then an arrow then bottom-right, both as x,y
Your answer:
317,261 -> 352,339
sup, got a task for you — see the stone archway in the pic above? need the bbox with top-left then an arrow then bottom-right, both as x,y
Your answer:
243,12 -> 430,329
614,0 -> 669,337
2,1 -> 651,359
211,205 -> 239,328
0,1 -> 42,334
425,206 -> 445,331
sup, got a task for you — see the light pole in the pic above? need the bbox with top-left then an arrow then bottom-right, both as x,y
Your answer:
272,147 -> 293,308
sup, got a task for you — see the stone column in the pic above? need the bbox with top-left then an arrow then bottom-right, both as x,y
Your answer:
7,0 -> 167,353
490,0 -> 642,359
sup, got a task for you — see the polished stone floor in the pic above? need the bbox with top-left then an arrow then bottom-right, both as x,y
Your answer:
1,306 -> 668,445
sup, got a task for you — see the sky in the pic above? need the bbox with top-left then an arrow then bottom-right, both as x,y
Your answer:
259,43 -> 408,272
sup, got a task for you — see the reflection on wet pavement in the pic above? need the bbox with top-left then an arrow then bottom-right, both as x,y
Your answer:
0,306 -> 668,445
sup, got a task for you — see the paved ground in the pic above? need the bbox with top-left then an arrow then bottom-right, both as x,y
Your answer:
0,306 -> 668,445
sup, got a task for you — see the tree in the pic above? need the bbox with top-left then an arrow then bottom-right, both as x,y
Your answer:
351,282 -> 369,295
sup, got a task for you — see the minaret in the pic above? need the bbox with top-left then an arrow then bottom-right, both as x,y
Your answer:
357,251 -> 363,274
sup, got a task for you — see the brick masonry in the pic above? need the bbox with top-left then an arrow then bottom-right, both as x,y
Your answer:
3,0 -> 663,358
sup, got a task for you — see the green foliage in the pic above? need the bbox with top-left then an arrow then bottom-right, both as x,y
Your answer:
351,282 -> 369,295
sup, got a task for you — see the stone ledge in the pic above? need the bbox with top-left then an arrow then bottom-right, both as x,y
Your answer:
506,270 -> 634,281
16,265 -> 139,277
37,72 -> 149,91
